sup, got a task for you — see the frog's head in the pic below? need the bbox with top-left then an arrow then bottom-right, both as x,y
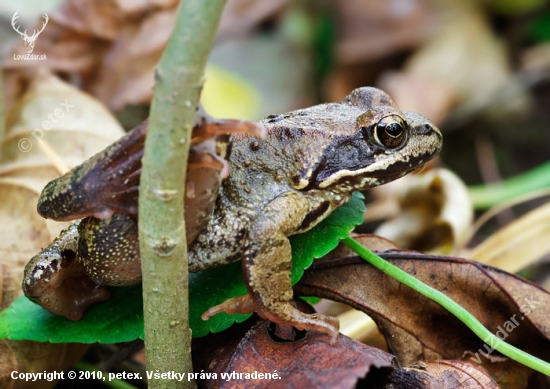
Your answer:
298,87 -> 443,192
22,222 -> 111,320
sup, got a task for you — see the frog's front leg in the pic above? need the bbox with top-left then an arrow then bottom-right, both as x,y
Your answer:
203,193 -> 340,345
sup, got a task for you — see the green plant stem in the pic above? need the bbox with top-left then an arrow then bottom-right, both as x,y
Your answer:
342,236 -> 550,376
468,161 -> 550,209
76,362 -> 137,389
0,70 -> 4,145
138,1 -> 226,389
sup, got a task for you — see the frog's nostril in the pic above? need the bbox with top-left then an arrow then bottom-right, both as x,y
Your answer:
420,124 -> 432,134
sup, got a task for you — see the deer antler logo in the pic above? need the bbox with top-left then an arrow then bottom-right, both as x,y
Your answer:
11,12 -> 49,54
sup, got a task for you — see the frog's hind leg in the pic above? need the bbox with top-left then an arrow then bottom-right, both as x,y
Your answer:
202,193 -> 340,345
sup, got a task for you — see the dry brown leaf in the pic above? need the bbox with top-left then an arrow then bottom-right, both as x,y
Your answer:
391,360 -> 499,389
296,235 -> 550,387
0,72 -> 124,389
0,340 -> 17,389
397,2 -> 530,120
192,306 -> 498,388
331,0 -> 434,65
0,265 -> 19,312
192,316 -> 395,389
2,70 -> 123,176
469,202 -> 550,273
89,8 -> 176,109
0,71 -> 124,288
335,235 -> 398,347
3,0 -> 178,111
3,0 -> 289,112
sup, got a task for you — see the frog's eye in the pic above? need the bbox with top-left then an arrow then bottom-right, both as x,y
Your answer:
373,115 -> 406,148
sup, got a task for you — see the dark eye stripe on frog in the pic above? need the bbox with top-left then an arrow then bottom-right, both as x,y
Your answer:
303,133 -> 377,189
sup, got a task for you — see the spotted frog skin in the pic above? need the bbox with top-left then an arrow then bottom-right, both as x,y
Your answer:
24,87 -> 442,344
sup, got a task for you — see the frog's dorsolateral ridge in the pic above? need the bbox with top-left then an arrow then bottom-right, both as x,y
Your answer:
24,87 -> 442,345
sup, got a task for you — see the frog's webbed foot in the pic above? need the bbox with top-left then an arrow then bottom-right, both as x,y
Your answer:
188,151 -> 229,179
37,121 -> 147,221
186,113 -> 266,240
190,114 -> 266,179
202,193 -> 340,345
202,294 -> 340,345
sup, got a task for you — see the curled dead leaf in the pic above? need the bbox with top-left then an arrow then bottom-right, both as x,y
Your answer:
192,307 -> 498,388
374,168 -> 473,255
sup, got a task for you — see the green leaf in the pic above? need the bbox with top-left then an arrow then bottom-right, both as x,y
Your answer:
0,286 -> 144,343
0,192 -> 365,343
188,261 -> 250,337
290,191 -> 365,284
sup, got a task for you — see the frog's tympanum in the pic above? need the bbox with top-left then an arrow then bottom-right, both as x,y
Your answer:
24,88 -> 442,344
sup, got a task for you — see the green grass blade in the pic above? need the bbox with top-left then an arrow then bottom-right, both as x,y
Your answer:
468,161 -> 550,209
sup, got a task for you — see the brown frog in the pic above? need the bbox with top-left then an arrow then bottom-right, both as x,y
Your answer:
24,87 -> 442,344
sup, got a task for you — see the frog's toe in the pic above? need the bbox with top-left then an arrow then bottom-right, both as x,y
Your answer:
191,118 -> 267,145
262,308 -> 340,346
188,151 -> 229,178
201,294 -> 255,320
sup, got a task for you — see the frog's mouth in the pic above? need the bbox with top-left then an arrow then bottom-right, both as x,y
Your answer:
369,154 -> 433,178
23,250 -> 111,321
315,147 -> 439,190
